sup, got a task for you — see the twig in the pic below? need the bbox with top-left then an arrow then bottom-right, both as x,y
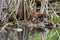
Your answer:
0,23 -> 13,32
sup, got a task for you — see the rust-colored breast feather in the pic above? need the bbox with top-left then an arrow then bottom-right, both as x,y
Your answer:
31,12 -> 41,19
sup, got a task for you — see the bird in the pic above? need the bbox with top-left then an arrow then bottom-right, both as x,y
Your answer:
28,12 -> 46,23
45,22 -> 55,30
31,12 -> 41,21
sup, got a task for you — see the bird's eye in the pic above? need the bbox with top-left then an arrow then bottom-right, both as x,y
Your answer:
56,13 -> 60,16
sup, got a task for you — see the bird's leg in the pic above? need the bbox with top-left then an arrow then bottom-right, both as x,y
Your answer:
32,18 -> 36,21
40,32 -> 45,40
